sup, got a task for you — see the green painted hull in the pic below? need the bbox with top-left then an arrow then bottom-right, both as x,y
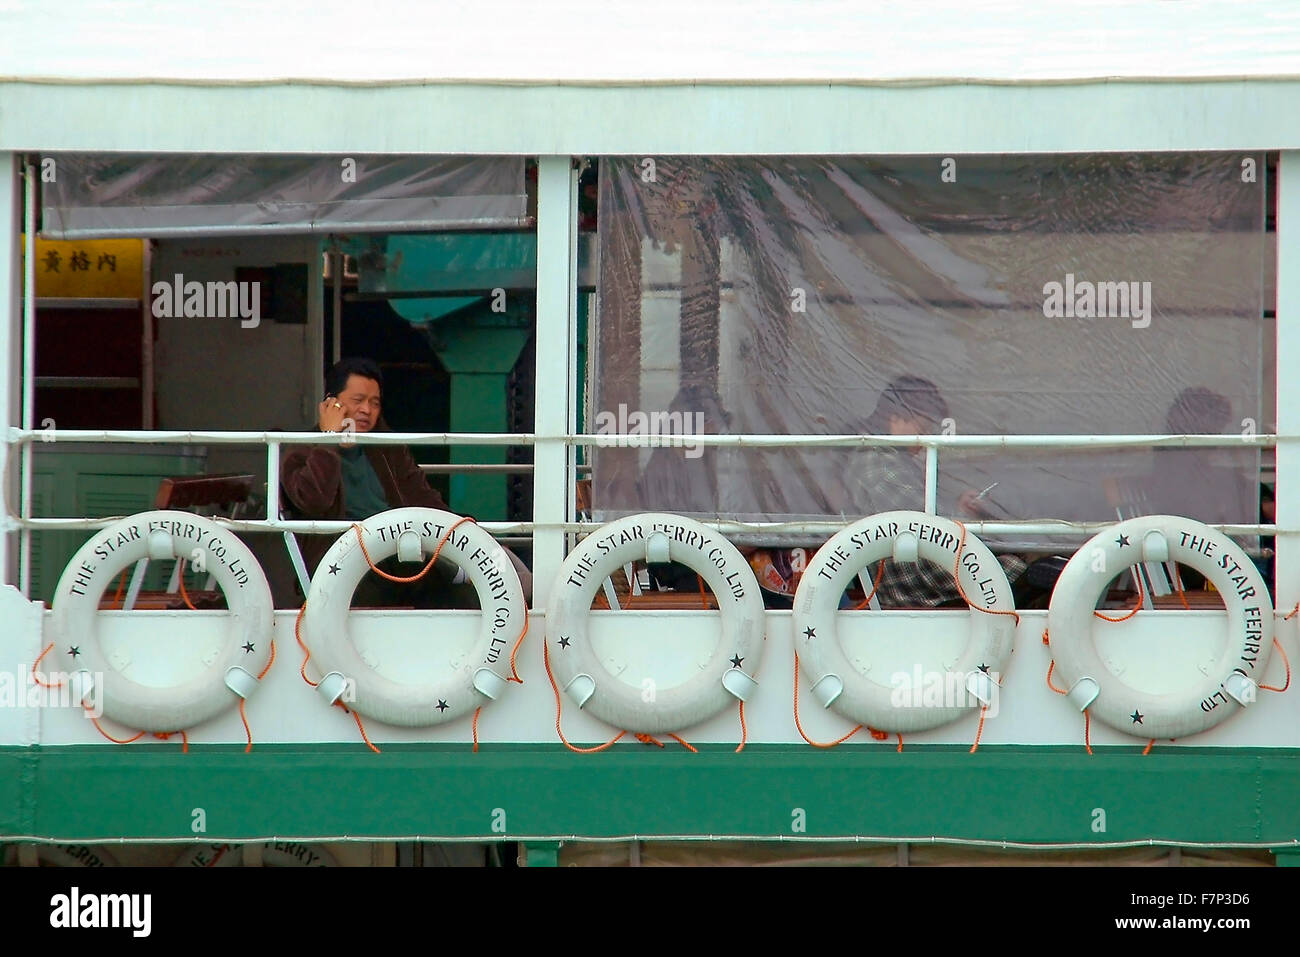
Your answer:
3,744 -> 1298,848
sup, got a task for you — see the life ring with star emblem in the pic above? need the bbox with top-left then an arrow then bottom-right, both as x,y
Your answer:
173,841 -> 336,867
47,511 -> 273,733
301,507 -> 527,727
1,843 -> 120,867
791,511 -> 1017,734
546,512 -> 766,733
1047,515 -> 1273,740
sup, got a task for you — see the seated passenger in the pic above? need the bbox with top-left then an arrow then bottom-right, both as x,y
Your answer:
845,376 -> 1030,608
281,357 -> 532,608
1258,484 -> 1275,600
1146,387 -> 1259,595
1154,387 -> 1254,524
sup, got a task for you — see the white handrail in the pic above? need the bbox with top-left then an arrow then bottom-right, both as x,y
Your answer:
5,427 -> 1281,550
4,515 -> 1280,539
3,426 -> 1285,449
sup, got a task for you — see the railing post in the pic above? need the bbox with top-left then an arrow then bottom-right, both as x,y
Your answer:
1277,151 -> 1300,624
924,443 -> 938,514
0,154 -> 21,587
18,160 -> 35,598
533,157 -> 578,610
266,440 -> 280,522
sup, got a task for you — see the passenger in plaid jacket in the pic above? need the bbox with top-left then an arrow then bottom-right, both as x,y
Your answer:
849,377 -> 1027,608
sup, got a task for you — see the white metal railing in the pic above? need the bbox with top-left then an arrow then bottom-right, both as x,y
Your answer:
4,427 -> 1285,543
6,427 -> 1284,449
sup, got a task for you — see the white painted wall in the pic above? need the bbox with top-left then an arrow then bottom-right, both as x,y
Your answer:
6,603 -> 1296,749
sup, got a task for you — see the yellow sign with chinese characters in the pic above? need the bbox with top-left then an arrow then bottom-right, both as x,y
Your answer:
23,237 -> 143,299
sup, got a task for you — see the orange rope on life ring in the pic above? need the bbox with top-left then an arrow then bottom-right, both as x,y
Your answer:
952,521 -> 1022,627
32,642 -> 62,689
792,651 -> 862,749
352,516 -> 474,584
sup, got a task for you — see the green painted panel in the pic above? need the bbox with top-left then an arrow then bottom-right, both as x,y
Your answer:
0,750 -> 30,838
28,449 -> 208,604
26,474 -> 56,601
449,373 -> 509,519
430,305 -> 532,519
522,842 -> 560,866
4,745 -> 1299,846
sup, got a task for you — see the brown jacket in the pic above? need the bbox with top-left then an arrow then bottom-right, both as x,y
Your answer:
280,417 -> 449,575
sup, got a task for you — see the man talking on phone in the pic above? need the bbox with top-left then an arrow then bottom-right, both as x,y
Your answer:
281,357 -> 532,607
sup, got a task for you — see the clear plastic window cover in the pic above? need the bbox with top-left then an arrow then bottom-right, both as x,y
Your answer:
39,154 -> 527,238
591,155 -> 1267,549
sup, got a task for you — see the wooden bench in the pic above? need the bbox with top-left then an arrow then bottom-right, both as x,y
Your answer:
593,589 -> 719,610
99,474 -> 255,611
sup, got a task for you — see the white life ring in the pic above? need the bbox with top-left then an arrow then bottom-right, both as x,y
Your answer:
1047,515 -> 1274,739
792,510 -> 1017,733
173,842 -> 336,867
301,507 -> 528,727
546,512 -> 766,733
48,511 -> 274,732
2,843 -> 120,867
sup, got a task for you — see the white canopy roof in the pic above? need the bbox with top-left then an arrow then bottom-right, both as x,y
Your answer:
2,0 -> 1299,153
3,0 -> 1300,84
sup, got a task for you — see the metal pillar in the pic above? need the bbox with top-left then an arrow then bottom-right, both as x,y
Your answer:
19,160 -> 34,597
0,154 -> 20,586
434,313 -> 530,520
532,157 -> 578,609
1278,152 -> 1299,628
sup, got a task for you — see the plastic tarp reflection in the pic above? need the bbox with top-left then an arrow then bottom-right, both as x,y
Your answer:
41,155 -> 527,238
591,155 -> 1266,546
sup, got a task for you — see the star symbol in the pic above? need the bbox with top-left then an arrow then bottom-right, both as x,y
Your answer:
978,663 -> 990,674
242,642 -> 255,654
328,564 -> 341,575
803,627 -> 816,640
1130,710 -> 1144,724
1116,534 -> 1130,548
436,700 -> 449,712
558,636 -> 570,648
67,646 -> 80,658
730,654 -> 744,668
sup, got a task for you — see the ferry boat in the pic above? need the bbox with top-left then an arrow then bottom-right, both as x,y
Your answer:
0,0 -> 1298,870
